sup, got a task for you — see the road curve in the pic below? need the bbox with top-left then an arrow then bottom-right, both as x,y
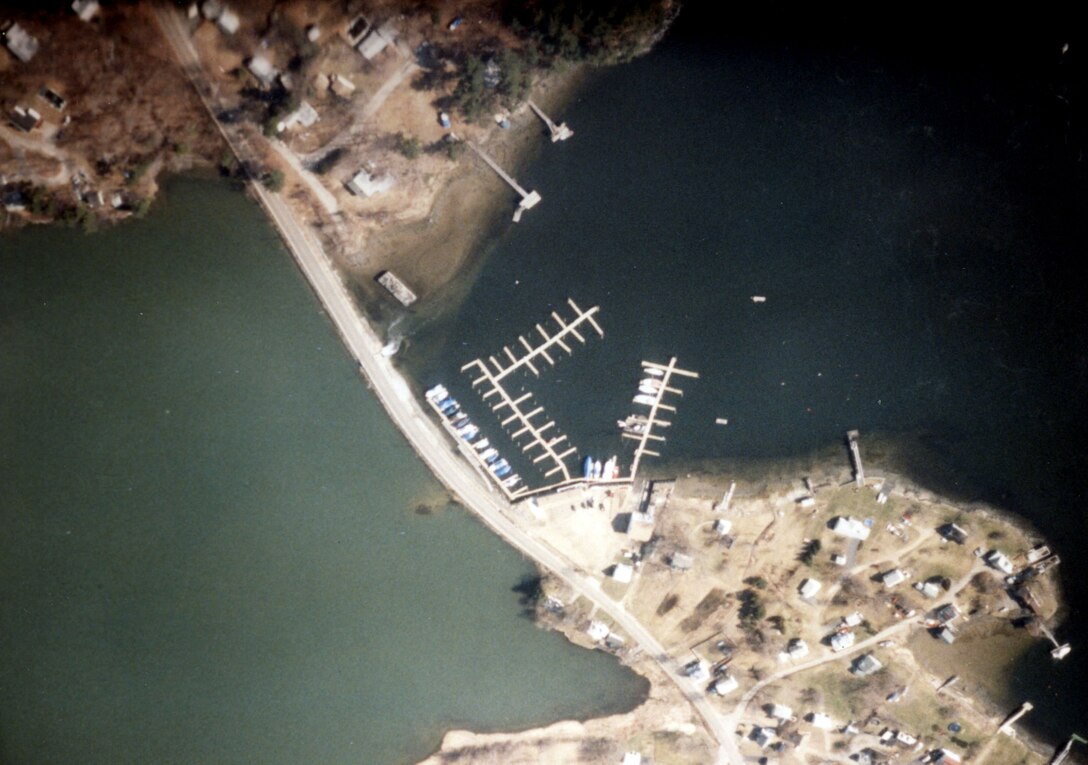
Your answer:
151,5 -> 739,763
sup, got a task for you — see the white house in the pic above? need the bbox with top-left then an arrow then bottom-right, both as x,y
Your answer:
799,578 -> 822,599
684,660 -> 709,682
2,22 -> 39,62
246,54 -> 277,87
611,563 -> 633,584
882,569 -> 906,588
346,169 -> 395,198
851,653 -> 883,676
72,0 -> 100,22
356,20 -> 397,60
831,516 -> 871,540
769,704 -> 793,721
842,611 -> 863,628
622,754 -> 642,765
586,621 -> 609,642
830,631 -> 856,651
712,675 -> 738,695
985,550 -> 1014,575
808,712 -> 834,730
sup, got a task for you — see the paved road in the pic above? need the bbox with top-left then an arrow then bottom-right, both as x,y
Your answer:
152,6 -> 739,763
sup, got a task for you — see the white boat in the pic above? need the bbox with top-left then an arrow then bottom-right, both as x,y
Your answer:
602,457 -> 616,479
425,384 -> 448,402
473,438 -> 490,451
633,394 -> 656,406
645,368 -> 664,377
751,295 -> 766,303
380,339 -> 401,357
638,383 -> 659,396
639,378 -> 662,389
592,460 -> 603,479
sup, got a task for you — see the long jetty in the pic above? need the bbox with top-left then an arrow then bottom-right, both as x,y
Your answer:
456,134 -> 541,222
847,429 -> 865,486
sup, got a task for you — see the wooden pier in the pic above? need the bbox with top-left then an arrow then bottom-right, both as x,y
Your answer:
461,299 -> 603,485
457,134 -> 541,221
527,99 -> 573,142
625,357 -> 699,479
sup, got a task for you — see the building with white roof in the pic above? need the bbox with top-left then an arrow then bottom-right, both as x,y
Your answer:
347,169 -> 395,198
72,0 -> 100,22
2,22 -> 39,63
830,631 -> 855,651
712,675 -> 738,695
787,638 -> 809,659
799,578 -> 822,598
808,712 -> 834,730
611,563 -> 633,584
985,550 -> 1014,574
882,569 -> 906,588
586,621 -> 609,642
831,516 -> 871,540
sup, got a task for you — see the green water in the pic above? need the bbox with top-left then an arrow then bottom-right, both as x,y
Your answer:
0,175 -> 646,764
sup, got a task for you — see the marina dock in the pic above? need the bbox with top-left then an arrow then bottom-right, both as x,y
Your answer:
625,357 -> 699,479
527,99 -> 573,142
461,299 -> 603,489
457,134 -> 541,221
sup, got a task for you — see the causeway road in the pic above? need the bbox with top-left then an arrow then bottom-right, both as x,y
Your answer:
153,5 -> 739,764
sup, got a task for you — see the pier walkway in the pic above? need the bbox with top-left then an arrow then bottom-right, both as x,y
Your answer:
461,299 -> 603,482
457,134 -> 541,221
627,357 -> 699,478
527,99 -> 573,142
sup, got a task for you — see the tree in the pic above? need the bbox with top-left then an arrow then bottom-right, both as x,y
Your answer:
262,169 -> 285,193
395,133 -> 421,160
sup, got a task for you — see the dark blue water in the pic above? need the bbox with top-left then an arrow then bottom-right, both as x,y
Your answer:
405,10 -> 1088,741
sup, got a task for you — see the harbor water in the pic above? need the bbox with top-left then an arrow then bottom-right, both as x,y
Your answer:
0,175 -> 647,765
404,10 -> 1088,740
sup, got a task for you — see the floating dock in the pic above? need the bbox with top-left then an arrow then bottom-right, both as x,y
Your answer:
375,270 -> 417,306
625,357 -> 699,479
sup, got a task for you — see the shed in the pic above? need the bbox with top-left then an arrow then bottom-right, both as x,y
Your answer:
933,749 -> 962,765
831,516 -> 870,540
851,653 -> 883,676
937,627 -> 956,644
842,611 -> 863,627
72,0 -> 100,21
787,639 -> 809,659
217,8 -> 240,34
622,753 -> 642,765
2,22 -> 39,63
882,569 -> 906,588
330,74 -> 357,98
831,554 -> 847,566
611,563 -> 633,584
807,712 -> 834,730
346,169 -> 394,198
713,518 -> 732,536
38,86 -> 66,111
799,578 -> 822,598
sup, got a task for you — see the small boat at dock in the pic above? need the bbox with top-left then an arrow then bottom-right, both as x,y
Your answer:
582,456 -> 594,479
645,368 -> 664,377
633,393 -> 656,406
